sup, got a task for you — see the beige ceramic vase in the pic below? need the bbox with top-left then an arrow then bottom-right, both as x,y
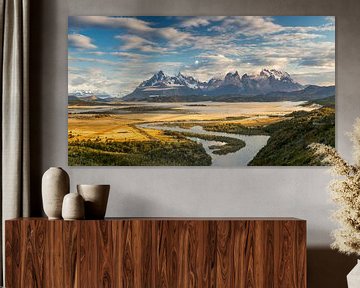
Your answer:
42,167 -> 70,219
77,184 -> 110,219
62,192 -> 85,220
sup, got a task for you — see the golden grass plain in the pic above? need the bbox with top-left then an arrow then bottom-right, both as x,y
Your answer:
68,101 -> 318,142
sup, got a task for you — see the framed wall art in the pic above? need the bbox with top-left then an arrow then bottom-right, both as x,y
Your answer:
68,16 -> 335,166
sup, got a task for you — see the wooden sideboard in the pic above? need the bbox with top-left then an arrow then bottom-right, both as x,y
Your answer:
5,218 -> 306,287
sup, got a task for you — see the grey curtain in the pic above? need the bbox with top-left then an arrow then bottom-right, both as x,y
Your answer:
0,0 -> 30,284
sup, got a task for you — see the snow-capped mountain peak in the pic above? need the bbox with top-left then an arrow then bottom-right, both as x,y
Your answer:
260,68 -> 291,81
154,70 -> 166,80
140,71 -> 205,89
177,72 -> 194,83
223,71 -> 242,86
225,71 -> 240,78
139,70 -> 169,87
177,72 -> 206,89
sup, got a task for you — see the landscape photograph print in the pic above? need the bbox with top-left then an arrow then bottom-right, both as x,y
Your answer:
68,16 -> 335,166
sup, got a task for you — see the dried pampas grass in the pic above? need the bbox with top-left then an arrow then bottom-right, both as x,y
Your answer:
309,118 -> 360,256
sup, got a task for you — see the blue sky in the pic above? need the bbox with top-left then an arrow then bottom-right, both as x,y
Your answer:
68,16 -> 335,97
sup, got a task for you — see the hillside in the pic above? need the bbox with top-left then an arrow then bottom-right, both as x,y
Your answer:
249,107 -> 335,166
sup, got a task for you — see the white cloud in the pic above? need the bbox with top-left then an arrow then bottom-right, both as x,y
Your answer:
115,35 -> 170,53
181,53 -> 239,81
180,17 -> 211,28
68,56 -> 117,66
292,71 -> 335,86
209,16 -> 334,39
325,16 -> 335,24
179,16 -> 226,28
69,67 -> 123,95
68,34 -> 97,49
263,32 -> 324,43
86,51 -> 149,60
157,27 -> 192,44
70,16 -> 153,33
71,76 -> 86,86
69,61 -> 185,96
229,39 -> 335,72
211,16 -> 283,36
287,24 -> 335,34
71,16 -> 193,49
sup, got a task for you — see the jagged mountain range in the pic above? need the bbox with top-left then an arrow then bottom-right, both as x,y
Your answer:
68,69 -> 335,103
122,69 -> 315,101
69,90 -> 116,104
69,90 -> 112,99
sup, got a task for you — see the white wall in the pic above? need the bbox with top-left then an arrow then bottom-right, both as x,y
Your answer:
32,0 -> 360,247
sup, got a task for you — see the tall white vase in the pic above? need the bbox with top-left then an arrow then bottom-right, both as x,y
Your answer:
42,167 -> 70,219
347,260 -> 360,288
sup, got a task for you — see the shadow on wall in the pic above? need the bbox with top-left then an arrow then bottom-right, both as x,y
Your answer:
29,0 -> 46,216
308,248 -> 357,288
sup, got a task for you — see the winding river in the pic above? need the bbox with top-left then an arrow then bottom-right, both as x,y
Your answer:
140,123 -> 270,166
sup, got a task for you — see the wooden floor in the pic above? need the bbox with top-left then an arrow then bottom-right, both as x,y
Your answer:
5,218 -> 306,287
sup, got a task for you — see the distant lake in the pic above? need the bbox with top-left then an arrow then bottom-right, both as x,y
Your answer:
69,101 -> 319,117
